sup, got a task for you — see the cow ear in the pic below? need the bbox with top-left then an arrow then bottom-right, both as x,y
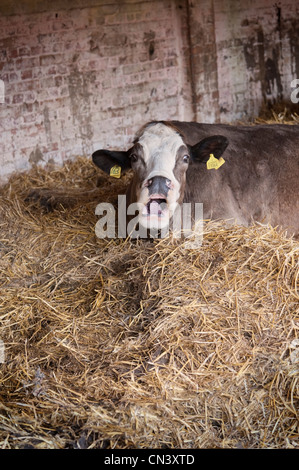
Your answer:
190,135 -> 228,163
92,149 -> 131,176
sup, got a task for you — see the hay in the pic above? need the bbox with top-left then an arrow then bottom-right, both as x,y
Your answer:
256,103 -> 299,125
0,139 -> 299,449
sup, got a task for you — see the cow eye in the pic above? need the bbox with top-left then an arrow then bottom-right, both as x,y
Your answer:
183,154 -> 190,163
130,153 -> 138,163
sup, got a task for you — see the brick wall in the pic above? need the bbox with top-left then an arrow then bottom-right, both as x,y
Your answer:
186,0 -> 299,122
187,0 -> 220,123
0,0 -> 193,183
213,0 -> 299,122
0,0 -> 298,183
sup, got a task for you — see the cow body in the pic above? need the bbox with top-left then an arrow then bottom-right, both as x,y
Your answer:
93,121 -> 299,238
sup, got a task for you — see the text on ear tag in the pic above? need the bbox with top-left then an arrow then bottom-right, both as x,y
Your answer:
110,165 -> 121,178
207,153 -> 225,170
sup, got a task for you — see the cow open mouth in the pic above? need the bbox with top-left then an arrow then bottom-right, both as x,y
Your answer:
142,196 -> 168,218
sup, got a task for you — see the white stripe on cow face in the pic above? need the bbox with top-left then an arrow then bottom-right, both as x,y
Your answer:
138,122 -> 185,180
133,122 -> 188,230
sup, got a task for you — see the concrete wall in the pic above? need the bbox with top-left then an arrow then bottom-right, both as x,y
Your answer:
0,0 -> 298,183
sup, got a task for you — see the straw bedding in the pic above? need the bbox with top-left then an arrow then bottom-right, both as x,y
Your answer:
0,115 -> 298,449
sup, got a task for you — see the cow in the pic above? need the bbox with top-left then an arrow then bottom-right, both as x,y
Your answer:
92,121 -> 299,239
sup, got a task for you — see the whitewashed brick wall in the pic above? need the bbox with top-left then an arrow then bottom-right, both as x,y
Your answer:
0,0 -> 298,184
0,0 -> 192,183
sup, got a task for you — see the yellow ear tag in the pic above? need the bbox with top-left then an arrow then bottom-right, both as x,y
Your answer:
110,165 -> 121,178
207,153 -> 225,170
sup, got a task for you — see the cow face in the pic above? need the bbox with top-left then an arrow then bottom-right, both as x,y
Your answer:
92,122 -> 228,230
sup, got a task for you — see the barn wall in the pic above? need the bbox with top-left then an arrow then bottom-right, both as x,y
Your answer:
187,0 -> 299,122
0,0 -> 298,183
0,0 -> 193,182
213,0 -> 299,122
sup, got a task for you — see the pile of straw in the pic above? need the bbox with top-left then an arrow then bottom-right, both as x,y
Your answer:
255,103 -> 299,124
0,127 -> 298,449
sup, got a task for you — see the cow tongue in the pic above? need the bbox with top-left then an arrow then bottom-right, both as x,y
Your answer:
149,200 -> 161,215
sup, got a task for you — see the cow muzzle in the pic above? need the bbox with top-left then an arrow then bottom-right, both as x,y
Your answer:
141,176 -> 173,228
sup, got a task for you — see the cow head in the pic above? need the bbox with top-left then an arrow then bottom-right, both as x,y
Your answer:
92,122 -> 228,230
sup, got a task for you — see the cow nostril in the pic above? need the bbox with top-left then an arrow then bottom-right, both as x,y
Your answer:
146,176 -> 171,191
